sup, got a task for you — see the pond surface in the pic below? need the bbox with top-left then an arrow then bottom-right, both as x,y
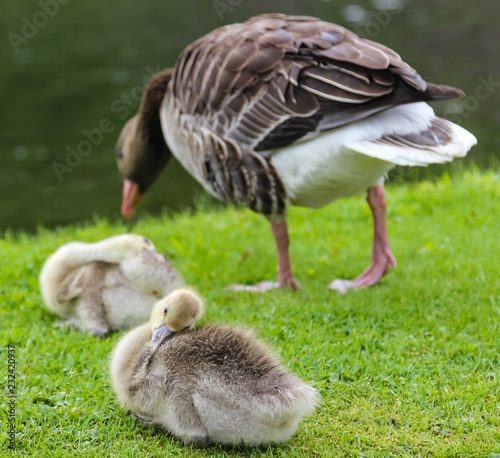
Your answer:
1,0 -> 498,232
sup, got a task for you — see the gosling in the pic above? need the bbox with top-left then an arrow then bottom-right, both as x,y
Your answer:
39,234 -> 183,337
110,288 -> 319,447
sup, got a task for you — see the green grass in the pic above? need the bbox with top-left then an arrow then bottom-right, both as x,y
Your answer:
1,170 -> 500,457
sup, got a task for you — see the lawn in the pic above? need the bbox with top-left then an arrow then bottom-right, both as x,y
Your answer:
1,170 -> 499,457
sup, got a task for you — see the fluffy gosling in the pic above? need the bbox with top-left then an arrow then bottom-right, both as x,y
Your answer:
110,288 -> 319,447
39,234 -> 183,336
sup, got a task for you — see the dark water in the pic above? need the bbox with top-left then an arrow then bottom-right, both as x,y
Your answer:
1,0 -> 498,232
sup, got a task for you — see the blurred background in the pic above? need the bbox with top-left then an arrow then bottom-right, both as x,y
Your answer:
1,0 -> 498,232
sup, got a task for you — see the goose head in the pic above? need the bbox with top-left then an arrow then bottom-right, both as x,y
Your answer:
150,289 -> 204,349
117,69 -> 174,219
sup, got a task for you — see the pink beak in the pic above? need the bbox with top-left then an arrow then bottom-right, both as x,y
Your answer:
121,180 -> 144,219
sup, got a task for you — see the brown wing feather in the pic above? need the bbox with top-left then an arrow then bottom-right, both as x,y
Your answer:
171,14 -> 463,153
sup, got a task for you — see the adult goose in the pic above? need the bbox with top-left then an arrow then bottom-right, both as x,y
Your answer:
110,288 -> 318,447
116,14 -> 476,292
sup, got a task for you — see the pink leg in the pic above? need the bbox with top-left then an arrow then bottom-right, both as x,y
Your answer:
271,220 -> 300,290
329,184 -> 396,294
228,220 -> 300,292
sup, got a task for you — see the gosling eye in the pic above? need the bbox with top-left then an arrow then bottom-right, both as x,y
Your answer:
163,306 -> 168,315
143,237 -> 152,245
117,150 -> 124,159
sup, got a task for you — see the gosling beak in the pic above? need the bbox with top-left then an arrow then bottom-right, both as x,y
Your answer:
153,252 -> 165,263
151,324 -> 173,349
121,180 -> 144,219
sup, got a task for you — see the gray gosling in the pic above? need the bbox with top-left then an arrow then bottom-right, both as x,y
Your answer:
39,234 -> 183,337
110,288 -> 319,447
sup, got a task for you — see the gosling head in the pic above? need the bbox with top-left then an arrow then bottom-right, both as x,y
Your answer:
150,289 -> 204,349
101,234 -> 161,259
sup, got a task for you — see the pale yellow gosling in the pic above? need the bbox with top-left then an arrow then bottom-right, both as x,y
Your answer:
39,234 -> 183,337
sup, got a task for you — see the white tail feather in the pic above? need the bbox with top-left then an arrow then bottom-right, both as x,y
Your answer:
346,118 -> 477,167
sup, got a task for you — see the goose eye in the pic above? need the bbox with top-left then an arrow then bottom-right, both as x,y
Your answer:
163,306 -> 168,315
